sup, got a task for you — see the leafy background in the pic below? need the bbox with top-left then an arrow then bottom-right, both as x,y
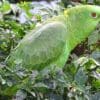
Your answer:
0,0 -> 100,100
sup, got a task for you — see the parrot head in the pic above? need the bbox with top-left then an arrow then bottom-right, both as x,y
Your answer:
66,5 -> 100,42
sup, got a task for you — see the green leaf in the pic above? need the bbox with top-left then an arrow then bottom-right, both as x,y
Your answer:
0,1 -> 11,13
90,92 -> 100,100
74,68 -> 88,90
33,83 -> 49,89
88,31 -> 99,45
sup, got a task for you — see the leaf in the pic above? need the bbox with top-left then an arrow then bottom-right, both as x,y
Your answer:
0,1 -> 11,13
0,75 -> 6,85
33,83 -> 49,88
88,30 -> 99,45
74,57 -> 89,67
47,93 -> 63,100
91,51 -> 100,61
90,92 -> 100,100
74,68 -> 88,90
14,90 -> 27,100
92,79 -> 100,89
64,64 -> 77,82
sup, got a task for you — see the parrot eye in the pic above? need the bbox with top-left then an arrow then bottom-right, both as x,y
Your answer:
91,12 -> 97,18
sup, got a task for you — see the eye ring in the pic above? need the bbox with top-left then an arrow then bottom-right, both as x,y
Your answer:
90,12 -> 97,18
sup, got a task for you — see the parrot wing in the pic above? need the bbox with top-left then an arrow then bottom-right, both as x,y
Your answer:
9,22 -> 68,70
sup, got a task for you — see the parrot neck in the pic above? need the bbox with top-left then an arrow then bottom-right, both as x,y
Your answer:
64,15 -> 91,52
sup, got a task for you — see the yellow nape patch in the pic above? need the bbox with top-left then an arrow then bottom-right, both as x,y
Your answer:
64,10 -> 68,17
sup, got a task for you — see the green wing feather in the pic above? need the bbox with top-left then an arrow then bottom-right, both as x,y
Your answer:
8,22 -> 68,70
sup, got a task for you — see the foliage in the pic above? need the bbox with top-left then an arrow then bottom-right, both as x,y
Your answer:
0,0 -> 100,100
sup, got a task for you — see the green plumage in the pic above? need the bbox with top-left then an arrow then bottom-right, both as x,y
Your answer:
7,5 -> 100,70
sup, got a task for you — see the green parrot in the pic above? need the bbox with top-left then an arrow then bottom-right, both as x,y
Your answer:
7,5 -> 100,71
